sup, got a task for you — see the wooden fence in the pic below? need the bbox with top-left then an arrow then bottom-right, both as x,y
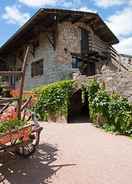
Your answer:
110,47 -> 129,71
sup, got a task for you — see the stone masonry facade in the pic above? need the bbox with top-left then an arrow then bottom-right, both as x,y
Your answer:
14,21 -> 112,90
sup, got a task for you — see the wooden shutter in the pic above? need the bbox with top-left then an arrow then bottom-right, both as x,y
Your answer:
81,29 -> 89,55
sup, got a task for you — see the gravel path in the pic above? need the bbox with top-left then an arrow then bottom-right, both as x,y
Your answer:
1,122 -> 132,184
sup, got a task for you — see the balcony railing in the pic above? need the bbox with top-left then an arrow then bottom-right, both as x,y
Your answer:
110,47 -> 129,71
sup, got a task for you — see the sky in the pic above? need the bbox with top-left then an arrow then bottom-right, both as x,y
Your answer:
0,0 -> 132,55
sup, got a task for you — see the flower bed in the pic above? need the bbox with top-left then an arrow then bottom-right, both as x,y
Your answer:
0,123 -> 32,144
0,102 -> 31,144
0,119 -> 26,134
0,106 -> 17,122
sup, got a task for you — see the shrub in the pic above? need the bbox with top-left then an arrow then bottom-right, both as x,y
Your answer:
34,80 -> 74,120
107,95 -> 132,135
87,79 -> 132,136
93,90 -> 110,116
86,80 -> 110,125
34,78 -> 132,136
86,79 -> 100,101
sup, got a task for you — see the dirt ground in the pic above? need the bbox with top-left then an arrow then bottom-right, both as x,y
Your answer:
0,122 -> 132,184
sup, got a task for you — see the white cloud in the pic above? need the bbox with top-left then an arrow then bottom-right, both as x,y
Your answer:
114,37 -> 132,55
106,7 -> 132,38
2,5 -> 30,25
69,6 -> 96,13
79,6 -> 96,13
106,7 -> 132,55
93,0 -> 127,8
18,0 -> 61,7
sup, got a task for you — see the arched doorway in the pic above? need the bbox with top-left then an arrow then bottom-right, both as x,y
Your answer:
68,89 -> 89,123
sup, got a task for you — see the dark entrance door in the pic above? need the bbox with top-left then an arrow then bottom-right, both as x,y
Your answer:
81,28 -> 89,55
68,90 -> 89,123
86,62 -> 96,76
82,62 -> 95,76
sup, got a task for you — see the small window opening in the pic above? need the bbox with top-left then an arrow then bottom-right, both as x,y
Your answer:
72,57 -> 81,69
31,59 -> 43,77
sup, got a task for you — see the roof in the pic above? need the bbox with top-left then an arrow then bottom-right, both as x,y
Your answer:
0,8 -> 119,55
120,53 -> 132,58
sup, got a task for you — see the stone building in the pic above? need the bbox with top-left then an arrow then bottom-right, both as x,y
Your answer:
0,8 -> 119,90
119,54 -> 132,71
120,54 -> 132,65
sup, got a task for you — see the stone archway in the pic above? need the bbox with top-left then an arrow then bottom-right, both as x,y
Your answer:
68,89 -> 89,123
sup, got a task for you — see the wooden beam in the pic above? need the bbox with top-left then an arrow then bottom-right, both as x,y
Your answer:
58,14 -> 71,23
0,71 -> 22,76
0,97 -> 19,104
84,17 -> 96,24
17,46 -> 30,120
47,32 -> 56,50
71,53 -> 82,58
95,28 -> 108,36
78,26 -> 90,33
94,24 -> 104,31
21,96 -> 32,111
0,57 -> 8,63
0,102 -> 11,114
35,25 -> 56,33
72,15 -> 84,24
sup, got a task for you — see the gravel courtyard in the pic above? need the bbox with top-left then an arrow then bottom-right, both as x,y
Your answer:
1,122 -> 132,184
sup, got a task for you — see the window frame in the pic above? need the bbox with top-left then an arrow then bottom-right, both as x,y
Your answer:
72,57 -> 81,69
81,28 -> 89,55
31,59 -> 44,78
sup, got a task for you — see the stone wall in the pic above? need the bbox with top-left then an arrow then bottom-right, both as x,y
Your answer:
9,21 -> 112,90
96,70 -> 132,102
16,33 -> 57,90
22,32 -> 74,90
55,21 -> 109,64
76,70 -> 132,103
56,21 -> 111,75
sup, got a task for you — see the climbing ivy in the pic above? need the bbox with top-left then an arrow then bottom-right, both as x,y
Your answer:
34,77 -> 132,136
34,80 -> 74,120
86,79 -> 132,136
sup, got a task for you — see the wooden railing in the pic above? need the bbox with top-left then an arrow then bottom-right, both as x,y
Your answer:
110,47 -> 129,71
0,71 -> 23,76
0,46 -> 30,119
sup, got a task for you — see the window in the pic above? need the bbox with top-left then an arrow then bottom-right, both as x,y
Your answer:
31,59 -> 43,77
72,57 -> 81,69
81,28 -> 89,55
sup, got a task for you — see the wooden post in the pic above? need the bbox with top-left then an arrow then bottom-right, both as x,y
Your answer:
0,71 -> 22,76
17,46 -> 30,119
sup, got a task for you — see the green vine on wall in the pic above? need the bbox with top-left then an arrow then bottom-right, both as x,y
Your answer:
34,80 -> 74,120
86,79 -> 132,136
34,78 -> 132,136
